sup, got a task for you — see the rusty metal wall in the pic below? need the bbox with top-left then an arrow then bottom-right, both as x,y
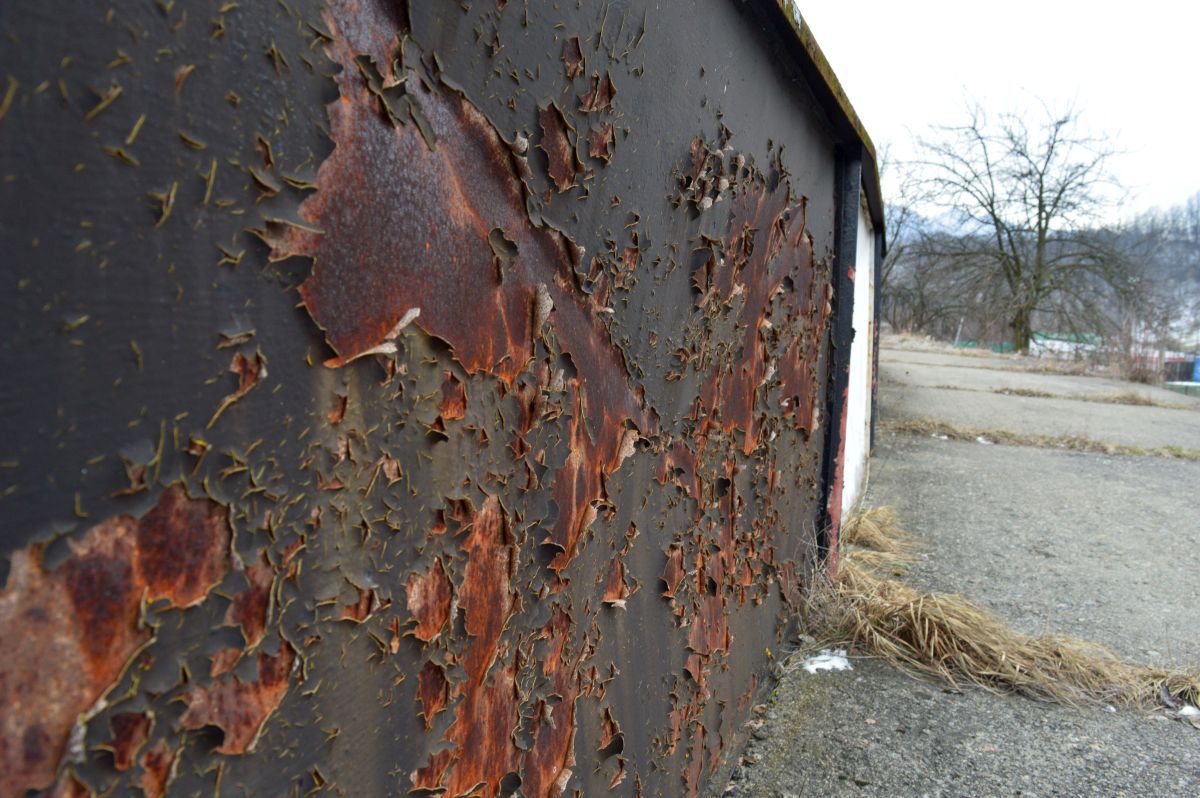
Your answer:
0,2 -> 868,796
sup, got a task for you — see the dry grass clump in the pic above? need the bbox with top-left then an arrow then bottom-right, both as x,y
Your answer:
880,417 -> 1200,461
1077,390 -> 1196,410
998,387 -> 1195,410
809,509 -> 1200,712
1086,390 -> 1157,406
930,384 -> 1197,410
838,507 -> 917,577
995,387 -> 1055,399
841,507 -> 913,554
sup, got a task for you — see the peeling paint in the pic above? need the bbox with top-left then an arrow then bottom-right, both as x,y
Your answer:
406,556 -> 453,644
0,0 -> 872,795
180,643 -> 296,755
0,485 -> 228,795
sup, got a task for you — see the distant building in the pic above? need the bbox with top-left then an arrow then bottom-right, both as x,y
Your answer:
1028,331 -> 1102,360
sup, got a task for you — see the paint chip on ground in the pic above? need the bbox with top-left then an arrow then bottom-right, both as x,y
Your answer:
801,649 -> 853,674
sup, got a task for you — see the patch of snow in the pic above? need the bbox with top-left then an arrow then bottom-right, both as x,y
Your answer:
975,436 -> 994,445
1179,705 -> 1200,718
801,648 -> 852,674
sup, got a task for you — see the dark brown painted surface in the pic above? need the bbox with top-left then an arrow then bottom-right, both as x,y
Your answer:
0,1 -> 858,796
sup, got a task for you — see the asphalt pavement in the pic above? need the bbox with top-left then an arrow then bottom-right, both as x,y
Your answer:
722,342 -> 1200,797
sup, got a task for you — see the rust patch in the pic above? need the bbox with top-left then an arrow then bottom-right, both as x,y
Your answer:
684,722 -> 706,798
587,122 -> 615,164
456,496 -> 516,684
538,102 -> 580,192
210,647 -> 242,678
412,659 -> 520,796
579,72 -> 616,112
561,37 -> 583,78
105,711 -> 151,771
224,550 -> 274,648
0,485 -> 228,796
416,660 -> 450,730
546,390 -> 649,573
138,739 -> 178,798
439,371 -> 467,421
538,605 -> 573,678
270,23 -> 564,381
520,605 -> 583,798
179,642 -> 296,754
601,556 -> 631,608
692,162 -> 820,454
405,556 -> 452,643
413,496 -> 521,796
687,594 -> 730,657
660,543 -> 685,598
135,484 -> 230,608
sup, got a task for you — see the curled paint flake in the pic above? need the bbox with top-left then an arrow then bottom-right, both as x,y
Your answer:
587,122 -> 615,164
538,103 -> 580,192
661,543 -> 686,598
561,37 -> 583,78
325,307 -> 420,368
579,72 -> 616,112
601,557 -> 631,609
207,349 -> 267,429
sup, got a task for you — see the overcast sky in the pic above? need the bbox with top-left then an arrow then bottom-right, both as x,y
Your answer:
797,1 -> 1200,220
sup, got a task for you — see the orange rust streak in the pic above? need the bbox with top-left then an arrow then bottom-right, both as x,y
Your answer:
457,496 -> 516,684
413,496 -> 522,797
521,605 -> 584,797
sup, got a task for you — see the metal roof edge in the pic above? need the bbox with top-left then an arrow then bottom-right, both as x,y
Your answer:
768,1 -> 884,233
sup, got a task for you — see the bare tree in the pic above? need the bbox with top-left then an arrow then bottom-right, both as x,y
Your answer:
878,149 -> 938,333
1114,192 -> 1200,378
909,103 -> 1129,352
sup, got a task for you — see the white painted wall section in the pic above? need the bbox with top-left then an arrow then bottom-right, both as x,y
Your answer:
841,195 -> 875,516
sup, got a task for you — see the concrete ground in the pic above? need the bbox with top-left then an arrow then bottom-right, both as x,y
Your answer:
882,348 -> 1200,451
726,342 -> 1200,797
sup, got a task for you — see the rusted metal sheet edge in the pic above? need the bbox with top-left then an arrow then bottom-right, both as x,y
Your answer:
819,154 -> 865,567
771,0 -> 875,160
768,1 -> 884,233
